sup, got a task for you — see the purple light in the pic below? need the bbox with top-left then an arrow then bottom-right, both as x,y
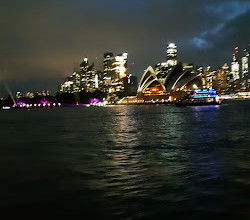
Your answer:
16,98 -> 27,107
16,102 -> 26,107
89,98 -> 99,104
40,98 -> 52,105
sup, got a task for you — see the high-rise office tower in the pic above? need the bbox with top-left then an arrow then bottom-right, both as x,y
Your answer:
113,53 -> 128,79
95,74 -> 99,89
166,43 -> 177,67
80,58 -> 89,73
221,63 -> 232,91
241,49 -> 249,79
123,74 -> 138,96
204,66 -> 214,89
214,64 -> 228,92
231,53 -> 240,81
103,53 -> 115,80
79,58 -> 97,92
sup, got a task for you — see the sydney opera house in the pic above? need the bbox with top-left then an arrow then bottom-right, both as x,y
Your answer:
119,44 -> 203,104
140,62 -> 202,95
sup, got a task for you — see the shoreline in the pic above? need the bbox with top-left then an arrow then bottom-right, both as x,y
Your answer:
1,97 -> 250,110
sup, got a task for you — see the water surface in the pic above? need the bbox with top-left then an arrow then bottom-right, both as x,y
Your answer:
0,100 -> 249,219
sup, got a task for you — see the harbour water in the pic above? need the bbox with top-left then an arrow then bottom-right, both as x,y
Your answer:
0,100 -> 249,219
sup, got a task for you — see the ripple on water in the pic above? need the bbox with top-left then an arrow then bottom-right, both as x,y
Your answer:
0,100 -> 249,219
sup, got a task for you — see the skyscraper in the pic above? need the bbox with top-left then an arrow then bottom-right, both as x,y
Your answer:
166,43 -> 177,67
214,64 -> 228,92
80,58 -> 89,73
103,53 -> 115,82
113,53 -> 128,79
241,49 -> 249,90
102,52 -> 128,93
79,58 -> 97,92
231,53 -> 240,81
155,44 -> 178,84
204,66 -> 214,89
59,57 -> 99,93
241,49 -> 249,79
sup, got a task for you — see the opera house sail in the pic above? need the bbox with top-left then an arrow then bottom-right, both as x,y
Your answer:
135,62 -> 203,103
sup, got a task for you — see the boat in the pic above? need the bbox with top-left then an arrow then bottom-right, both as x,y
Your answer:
175,89 -> 222,106
2,106 -> 11,110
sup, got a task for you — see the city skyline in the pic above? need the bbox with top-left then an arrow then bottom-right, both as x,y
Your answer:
2,42 -> 249,95
0,0 -> 250,96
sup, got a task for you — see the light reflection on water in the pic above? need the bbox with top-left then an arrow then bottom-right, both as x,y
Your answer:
0,100 -> 249,219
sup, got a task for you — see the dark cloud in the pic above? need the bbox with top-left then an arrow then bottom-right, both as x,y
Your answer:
0,0 -> 249,96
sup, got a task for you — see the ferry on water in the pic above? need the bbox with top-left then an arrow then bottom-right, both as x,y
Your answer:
175,89 -> 222,106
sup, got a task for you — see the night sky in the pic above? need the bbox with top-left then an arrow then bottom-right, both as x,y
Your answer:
0,0 -> 249,96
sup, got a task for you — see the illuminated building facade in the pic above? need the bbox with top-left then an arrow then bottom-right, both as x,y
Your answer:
231,53 -> 240,81
80,58 -> 89,73
103,53 -> 116,85
59,57 -> 100,93
123,74 -> 138,96
241,50 -> 249,90
166,43 -> 177,67
71,72 -> 81,92
221,63 -> 233,92
25,92 -> 34,98
102,52 -> 128,93
203,66 -> 214,89
137,66 -> 168,101
155,43 -> 178,84
138,66 -> 166,94
80,58 -> 97,92
59,80 -> 74,93
15,91 -> 22,98
241,49 -> 248,79
196,66 -> 203,76
113,53 -> 128,79
214,65 -> 227,93
136,63 -> 203,102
